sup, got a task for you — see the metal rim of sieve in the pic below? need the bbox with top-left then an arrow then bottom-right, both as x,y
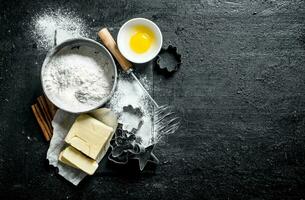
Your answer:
41,37 -> 118,113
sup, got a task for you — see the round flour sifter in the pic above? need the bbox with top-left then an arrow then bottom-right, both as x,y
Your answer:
98,28 -> 180,142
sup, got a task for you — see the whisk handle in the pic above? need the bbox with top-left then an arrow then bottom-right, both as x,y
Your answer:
98,28 -> 133,72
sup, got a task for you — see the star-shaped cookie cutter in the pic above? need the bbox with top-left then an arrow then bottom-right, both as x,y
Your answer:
129,145 -> 159,171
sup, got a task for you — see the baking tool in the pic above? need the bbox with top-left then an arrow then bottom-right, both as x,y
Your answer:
98,28 -> 180,141
121,105 -> 144,132
109,123 -> 159,170
156,45 -> 181,72
41,38 -> 118,113
109,123 -> 143,164
117,18 -> 163,63
130,145 -> 159,171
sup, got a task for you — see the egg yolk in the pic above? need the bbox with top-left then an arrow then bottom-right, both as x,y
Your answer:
130,26 -> 154,54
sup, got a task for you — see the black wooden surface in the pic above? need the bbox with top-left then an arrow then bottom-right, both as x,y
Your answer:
1,0 -> 305,199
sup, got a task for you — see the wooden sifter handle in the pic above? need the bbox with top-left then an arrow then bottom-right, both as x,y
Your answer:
98,28 -> 133,72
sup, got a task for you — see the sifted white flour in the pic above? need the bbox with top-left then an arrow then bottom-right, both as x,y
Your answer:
42,45 -> 114,113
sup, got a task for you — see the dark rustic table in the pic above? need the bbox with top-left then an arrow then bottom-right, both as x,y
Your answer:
1,0 -> 305,199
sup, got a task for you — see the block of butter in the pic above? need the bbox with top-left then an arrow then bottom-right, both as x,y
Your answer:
88,108 -> 118,159
65,114 -> 114,160
59,146 -> 98,175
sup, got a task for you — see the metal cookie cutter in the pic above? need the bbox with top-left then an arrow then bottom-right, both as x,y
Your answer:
156,45 -> 181,72
108,105 -> 145,165
108,105 -> 159,170
108,123 -> 145,165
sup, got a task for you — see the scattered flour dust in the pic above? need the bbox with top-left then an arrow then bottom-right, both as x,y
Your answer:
109,73 -> 154,147
31,9 -> 89,49
42,46 -> 114,113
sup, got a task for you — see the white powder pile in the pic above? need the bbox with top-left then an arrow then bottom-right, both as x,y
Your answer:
31,9 -> 89,49
42,46 -> 114,113
109,74 -> 154,147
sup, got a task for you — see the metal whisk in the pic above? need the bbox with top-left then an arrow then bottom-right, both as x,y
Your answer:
129,72 -> 180,138
98,28 -> 180,140
153,105 -> 180,142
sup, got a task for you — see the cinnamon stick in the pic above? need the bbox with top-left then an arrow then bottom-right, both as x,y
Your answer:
37,96 -> 53,131
35,103 -> 53,138
31,104 -> 51,141
43,95 -> 57,118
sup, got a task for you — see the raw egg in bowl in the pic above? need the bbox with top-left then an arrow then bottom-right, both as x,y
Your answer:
117,18 -> 163,63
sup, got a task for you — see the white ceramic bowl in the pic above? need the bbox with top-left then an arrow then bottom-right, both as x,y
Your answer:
117,18 -> 163,63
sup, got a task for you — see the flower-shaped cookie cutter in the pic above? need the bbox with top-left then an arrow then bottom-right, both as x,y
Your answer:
156,45 -> 181,72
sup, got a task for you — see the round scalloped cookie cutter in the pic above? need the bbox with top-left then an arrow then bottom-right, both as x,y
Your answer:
155,45 -> 181,72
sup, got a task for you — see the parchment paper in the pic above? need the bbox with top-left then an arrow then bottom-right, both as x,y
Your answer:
46,109 -> 115,185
